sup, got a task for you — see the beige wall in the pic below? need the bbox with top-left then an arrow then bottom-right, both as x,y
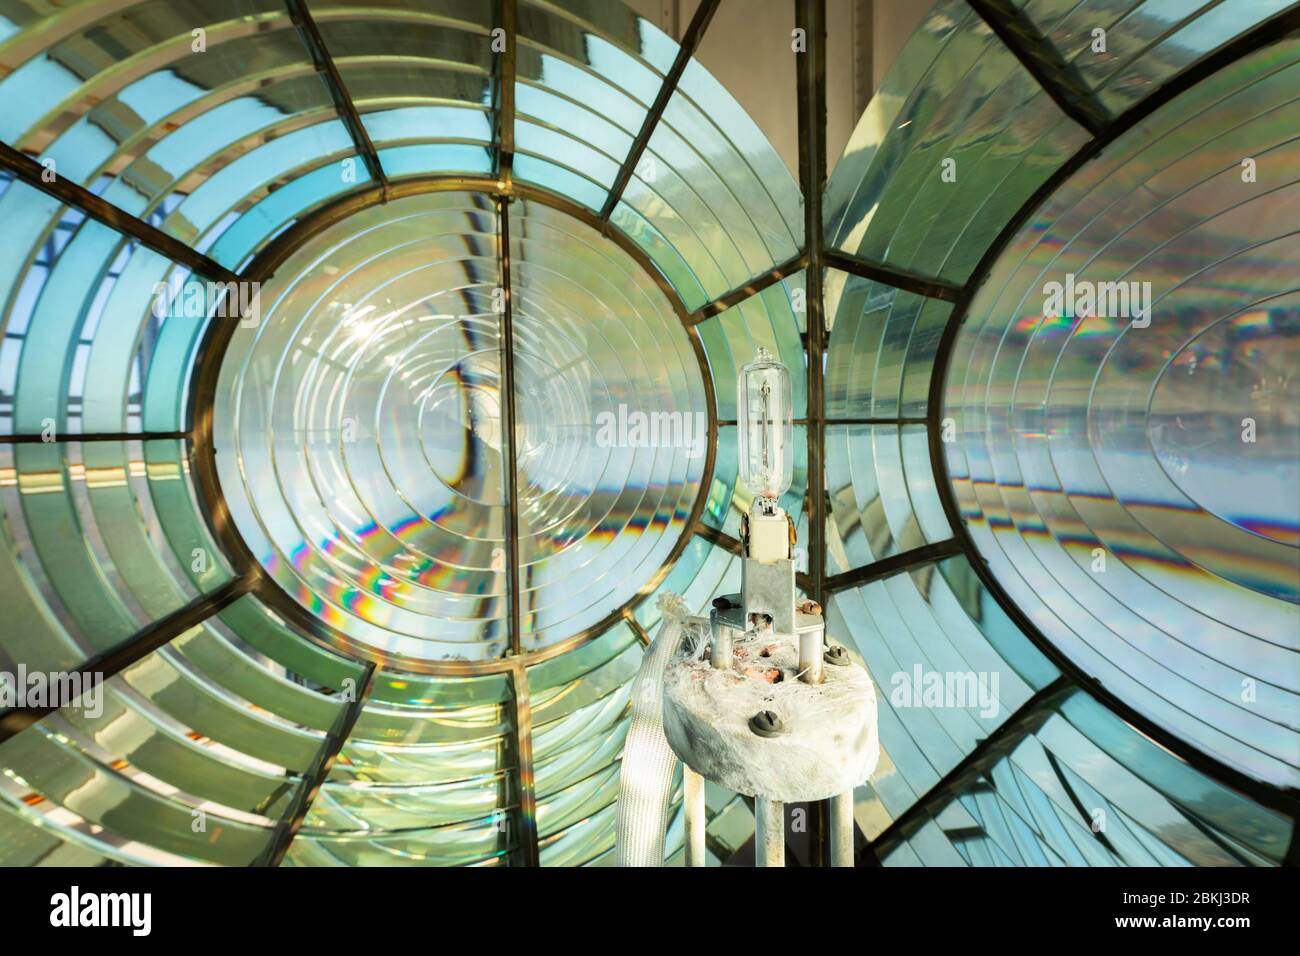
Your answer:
872,0 -> 935,91
623,0 -> 937,178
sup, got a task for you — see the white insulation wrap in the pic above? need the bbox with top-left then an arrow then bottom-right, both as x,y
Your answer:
615,597 -> 694,866
663,635 -> 879,803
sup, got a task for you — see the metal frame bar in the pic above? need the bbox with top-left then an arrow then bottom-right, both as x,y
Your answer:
870,677 -> 1073,856
726,417 -> 923,426
823,248 -> 961,303
622,609 -> 653,647
692,523 -> 742,556
255,662 -> 377,867
508,660 -> 540,866
284,0 -> 389,197
965,0 -> 1108,137
1044,749 -> 1121,859
497,194 -> 523,658
2,0 -> 1291,872
687,252 -> 807,325
684,244 -> 967,328
0,575 -> 255,743
924,3 -> 1300,820
796,0 -> 833,869
796,0 -> 828,611
823,538 -> 962,594
0,141 -> 240,285
599,0 -> 722,221
493,0 -> 518,182
692,524 -> 740,550
0,431 -> 189,444
185,175 -> 718,682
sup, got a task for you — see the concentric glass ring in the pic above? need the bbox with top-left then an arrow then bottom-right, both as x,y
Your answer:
943,38 -> 1300,789
214,189 -> 708,666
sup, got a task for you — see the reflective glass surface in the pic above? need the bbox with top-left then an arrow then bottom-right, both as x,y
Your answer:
820,0 -> 1298,863
823,0 -> 1090,286
0,0 -> 1295,867
826,424 -> 952,573
214,191 -> 707,665
827,557 -> 1059,838
291,668 -> 516,866
1018,0 -> 1297,113
879,685 -> 1294,866
826,276 -> 953,420
944,36 -> 1300,790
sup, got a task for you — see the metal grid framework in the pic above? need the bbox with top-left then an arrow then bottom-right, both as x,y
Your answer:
0,0 -> 1296,866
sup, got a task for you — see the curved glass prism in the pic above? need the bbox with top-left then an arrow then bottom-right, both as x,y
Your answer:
943,36 -> 1300,790
0,0 -> 1296,867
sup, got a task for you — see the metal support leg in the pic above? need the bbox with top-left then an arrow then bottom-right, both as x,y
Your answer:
709,609 -> 734,669
830,789 -> 854,867
755,798 -> 785,867
798,626 -> 824,684
684,765 -> 706,867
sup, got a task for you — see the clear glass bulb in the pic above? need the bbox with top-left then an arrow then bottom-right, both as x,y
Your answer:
737,346 -> 793,499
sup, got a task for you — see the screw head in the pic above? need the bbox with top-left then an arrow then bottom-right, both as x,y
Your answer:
824,644 -> 850,666
749,710 -> 785,738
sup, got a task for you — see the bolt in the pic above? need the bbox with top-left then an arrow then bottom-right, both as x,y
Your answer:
749,710 -> 785,738
824,644 -> 850,666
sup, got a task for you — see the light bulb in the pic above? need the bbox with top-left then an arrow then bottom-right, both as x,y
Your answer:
737,346 -> 793,499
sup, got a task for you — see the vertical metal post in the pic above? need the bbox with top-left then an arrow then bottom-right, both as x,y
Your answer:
796,0 -> 828,609
796,0 -> 830,867
710,630 -> 732,668
684,765 -> 707,866
709,607 -> 734,669
798,628 -> 824,684
508,660 -> 540,866
497,195 -> 522,657
493,0 -> 517,184
755,798 -> 786,867
830,789 -> 855,866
